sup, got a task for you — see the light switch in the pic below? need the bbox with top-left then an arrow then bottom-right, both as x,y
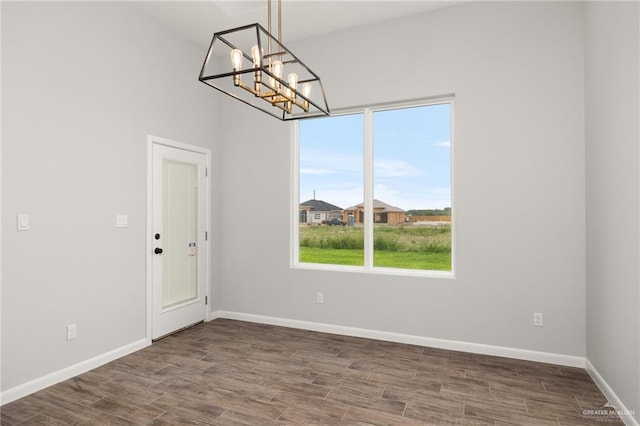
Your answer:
17,214 -> 29,231
116,215 -> 128,228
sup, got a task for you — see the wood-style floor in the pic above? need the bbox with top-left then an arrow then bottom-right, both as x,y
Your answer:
2,319 -> 621,425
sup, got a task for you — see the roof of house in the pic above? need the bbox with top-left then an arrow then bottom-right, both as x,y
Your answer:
299,199 -> 343,211
344,199 -> 405,213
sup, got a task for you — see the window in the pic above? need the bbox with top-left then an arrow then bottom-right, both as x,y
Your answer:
294,99 -> 453,275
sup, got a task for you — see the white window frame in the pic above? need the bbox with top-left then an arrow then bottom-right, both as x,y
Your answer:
291,97 -> 455,278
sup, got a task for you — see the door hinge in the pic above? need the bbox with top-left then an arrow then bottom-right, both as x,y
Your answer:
206,168 -> 208,177
205,296 -> 208,305
205,231 -> 208,241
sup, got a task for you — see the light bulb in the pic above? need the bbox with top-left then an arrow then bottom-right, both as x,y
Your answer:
301,83 -> 312,99
287,73 -> 298,91
270,60 -> 284,90
230,49 -> 243,70
272,60 -> 283,79
251,45 -> 263,68
300,83 -> 311,111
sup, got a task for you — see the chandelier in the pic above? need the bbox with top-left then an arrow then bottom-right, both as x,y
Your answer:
198,0 -> 330,121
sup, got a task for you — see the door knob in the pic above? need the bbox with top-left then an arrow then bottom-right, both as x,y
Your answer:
154,247 -> 163,254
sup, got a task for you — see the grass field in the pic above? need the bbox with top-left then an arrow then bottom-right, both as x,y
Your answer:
299,224 -> 451,271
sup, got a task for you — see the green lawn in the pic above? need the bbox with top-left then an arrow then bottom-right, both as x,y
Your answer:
300,247 -> 364,266
299,247 -> 451,271
375,250 -> 451,270
298,223 -> 452,271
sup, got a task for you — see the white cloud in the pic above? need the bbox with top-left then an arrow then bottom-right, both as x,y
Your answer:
300,149 -> 362,175
299,186 -> 364,209
300,150 -> 449,210
373,183 -> 451,210
372,184 -> 399,200
300,168 -> 334,175
433,140 -> 451,148
373,159 -> 424,178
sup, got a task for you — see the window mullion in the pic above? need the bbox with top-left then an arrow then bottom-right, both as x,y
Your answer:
363,108 -> 374,270
291,122 -> 300,267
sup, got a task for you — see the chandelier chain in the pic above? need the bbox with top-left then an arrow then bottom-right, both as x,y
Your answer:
267,0 -> 272,56
267,0 -> 283,58
278,0 -> 282,51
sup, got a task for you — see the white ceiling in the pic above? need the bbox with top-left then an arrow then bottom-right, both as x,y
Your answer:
134,1 -> 465,48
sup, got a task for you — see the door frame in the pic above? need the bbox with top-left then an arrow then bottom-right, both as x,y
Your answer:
146,135 -> 212,342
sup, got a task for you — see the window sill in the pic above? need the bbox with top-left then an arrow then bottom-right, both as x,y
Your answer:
292,261 -> 456,279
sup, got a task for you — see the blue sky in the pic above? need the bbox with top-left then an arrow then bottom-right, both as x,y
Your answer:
299,103 -> 451,211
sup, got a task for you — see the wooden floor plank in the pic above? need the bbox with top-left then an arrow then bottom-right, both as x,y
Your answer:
3,319 -> 622,425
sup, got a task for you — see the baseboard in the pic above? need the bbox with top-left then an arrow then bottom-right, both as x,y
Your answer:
206,309 -> 218,322
0,338 -> 150,406
210,310 -> 585,368
586,360 -> 639,426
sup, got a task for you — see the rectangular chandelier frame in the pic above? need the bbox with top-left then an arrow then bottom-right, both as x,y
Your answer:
199,23 -> 330,121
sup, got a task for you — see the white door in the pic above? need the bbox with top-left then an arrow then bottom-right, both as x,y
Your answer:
151,142 -> 208,340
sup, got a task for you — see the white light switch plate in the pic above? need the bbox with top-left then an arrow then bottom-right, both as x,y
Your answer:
116,215 -> 128,228
17,214 -> 29,231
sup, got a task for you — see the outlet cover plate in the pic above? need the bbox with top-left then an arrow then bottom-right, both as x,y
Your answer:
533,313 -> 543,327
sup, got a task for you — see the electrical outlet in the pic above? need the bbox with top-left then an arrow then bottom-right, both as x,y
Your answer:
533,313 -> 543,327
317,292 -> 324,304
66,324 -> 77,340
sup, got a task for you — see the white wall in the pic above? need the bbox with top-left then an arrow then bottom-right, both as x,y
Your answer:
585,2 -> 640,422
215,2 -> 587,357
1,2 -> 219,393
